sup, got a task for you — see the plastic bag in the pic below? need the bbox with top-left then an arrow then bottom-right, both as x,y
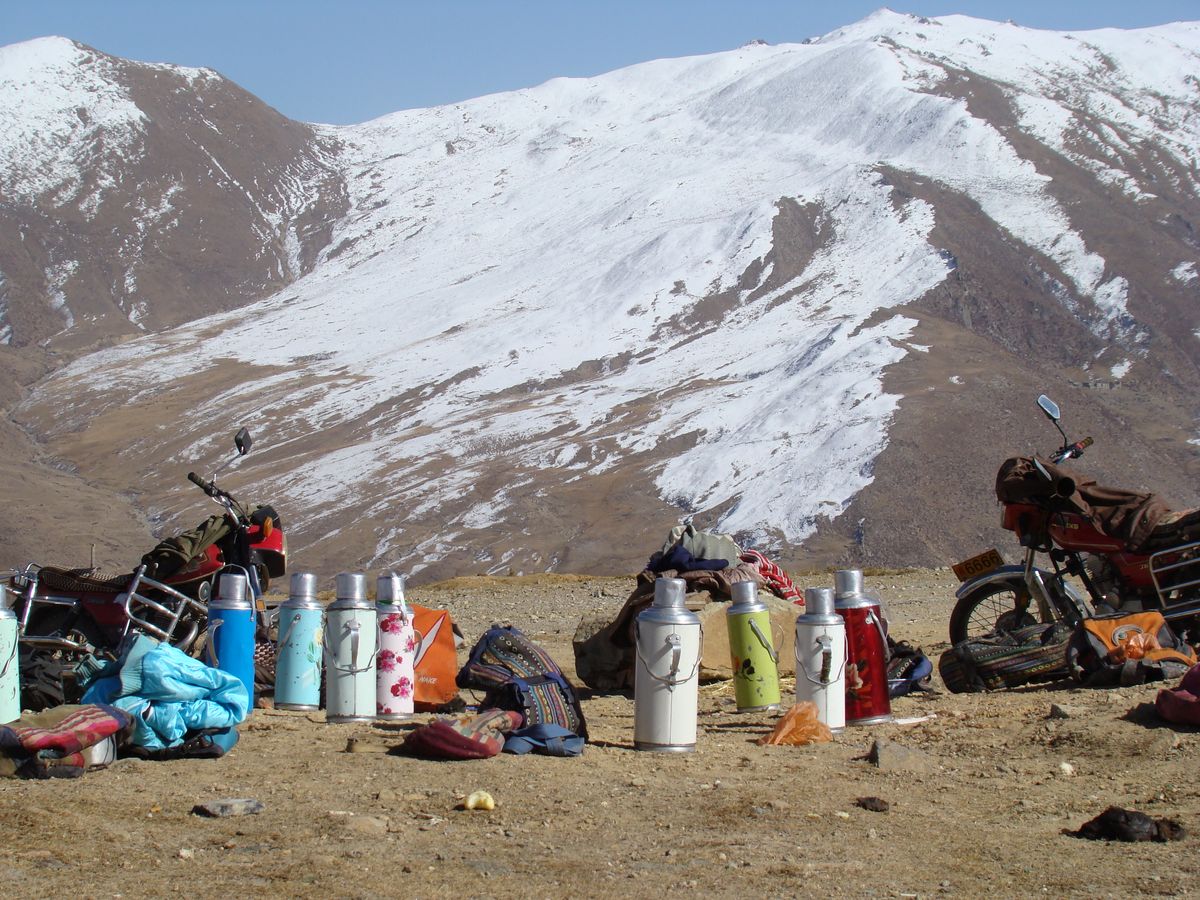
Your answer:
756,701 -> 832,746
1109,630 -> 1161,663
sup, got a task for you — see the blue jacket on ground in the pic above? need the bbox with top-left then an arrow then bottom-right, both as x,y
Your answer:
81,635 -> 249,752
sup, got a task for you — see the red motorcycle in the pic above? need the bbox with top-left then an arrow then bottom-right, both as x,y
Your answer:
950,395 -> 1200,646
3,428 -> 286,708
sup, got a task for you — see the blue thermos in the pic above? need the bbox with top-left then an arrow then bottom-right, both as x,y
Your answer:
206,570 -> 256,705
274,572 -> 325,711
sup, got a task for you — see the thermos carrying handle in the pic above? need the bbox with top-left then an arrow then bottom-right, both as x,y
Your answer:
668,633 -> 682,678
208,619 -> 223,668
634,621 -> 703,688
0,635 -> 16,679
749,618 -> 779,664
866,610 -> 889,652
795,632 -> 846,687
323,619 -> 376,674
278,612 -> 302,650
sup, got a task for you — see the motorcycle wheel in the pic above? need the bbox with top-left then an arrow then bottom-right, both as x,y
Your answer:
949,581 -> 1039,645
18,609 -> 113,711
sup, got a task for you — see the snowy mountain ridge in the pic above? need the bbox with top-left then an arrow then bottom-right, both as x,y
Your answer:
3,12 -> 1199,578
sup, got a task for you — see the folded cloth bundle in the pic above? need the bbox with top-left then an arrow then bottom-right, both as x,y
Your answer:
401,708 -> 523,760
1156,662 -> 1200,726
0,704 -> 133,779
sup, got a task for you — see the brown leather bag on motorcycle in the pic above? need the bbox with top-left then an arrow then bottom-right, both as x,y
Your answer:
1067,611 -> 1197,687
994,457 -> 1200,552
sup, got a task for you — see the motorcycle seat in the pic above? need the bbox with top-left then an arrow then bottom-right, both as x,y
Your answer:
1140,506 -> 1200,553
35,566 -> 133,593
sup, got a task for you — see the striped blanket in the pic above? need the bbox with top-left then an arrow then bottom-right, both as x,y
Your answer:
740,550 -> 803,604
0,703 -> 133,778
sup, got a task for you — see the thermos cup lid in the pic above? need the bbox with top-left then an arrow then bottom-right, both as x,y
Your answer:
330,572 -> 372,610
639,577 -> 699,626
212,571 -> 252,608
834,569 -> 877,609
652,577 -> 686,609
834,569 -> 865,598
728,580 -> 765,615
335,572 -> 367,600
289,572 -> 318,600
804,587 -> 837,617
376,573 -> 407,606
283,572 -> 321,609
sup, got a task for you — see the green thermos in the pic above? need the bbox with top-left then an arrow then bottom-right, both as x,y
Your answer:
726,581 -> 781,711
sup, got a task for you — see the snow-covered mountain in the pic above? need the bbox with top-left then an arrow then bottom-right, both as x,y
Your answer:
3,12 -> 1199,581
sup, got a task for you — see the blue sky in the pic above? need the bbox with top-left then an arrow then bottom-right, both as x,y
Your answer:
3,1 -> 1197,125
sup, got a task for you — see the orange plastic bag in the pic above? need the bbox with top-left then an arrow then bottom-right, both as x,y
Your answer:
1109,630 -> 1161,663
411,605 -> 460,711
757,702 -> 833,746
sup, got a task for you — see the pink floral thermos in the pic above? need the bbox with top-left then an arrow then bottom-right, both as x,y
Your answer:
375,573 -> 416,719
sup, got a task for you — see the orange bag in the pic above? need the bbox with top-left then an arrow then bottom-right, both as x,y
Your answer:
411,605 -> 460,711
757,701 -> 832,746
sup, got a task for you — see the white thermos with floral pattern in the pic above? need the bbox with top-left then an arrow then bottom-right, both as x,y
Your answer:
375,573 -> 416,720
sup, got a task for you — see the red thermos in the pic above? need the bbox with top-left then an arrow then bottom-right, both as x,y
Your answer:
834,569 -> 892,726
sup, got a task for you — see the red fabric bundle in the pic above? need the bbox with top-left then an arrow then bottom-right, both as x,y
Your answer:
1156,663 -> 1200,726
401,709 -> 523,760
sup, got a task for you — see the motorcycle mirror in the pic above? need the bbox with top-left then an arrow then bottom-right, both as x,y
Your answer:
235,428 -> 253,456
1036,395 -> 1060,422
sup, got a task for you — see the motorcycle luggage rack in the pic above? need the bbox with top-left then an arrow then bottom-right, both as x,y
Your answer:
122,565 -> 208,647
1150,540 -> 1200,619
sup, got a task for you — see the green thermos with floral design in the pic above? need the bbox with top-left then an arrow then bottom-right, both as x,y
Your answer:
726,581 -> 781,712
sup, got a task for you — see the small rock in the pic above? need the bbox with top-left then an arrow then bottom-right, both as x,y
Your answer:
1059,762 -> 1076,777
344,815 -> 389,835
835,811 -> 851,820
1048,703 -> 1079,719
177,848 -> 194,860
864,739 -> 938,774
191,799 -> 266,818
327,810 -> 354,820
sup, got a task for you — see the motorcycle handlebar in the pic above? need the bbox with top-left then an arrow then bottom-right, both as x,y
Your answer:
187,471 -> 218,497
1050,436 -> 1094,465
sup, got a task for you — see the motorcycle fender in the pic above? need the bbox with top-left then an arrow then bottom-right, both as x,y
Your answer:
954,565 -> 1032,602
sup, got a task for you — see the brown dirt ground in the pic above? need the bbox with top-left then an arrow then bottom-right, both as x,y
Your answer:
2,569 -> 1198,898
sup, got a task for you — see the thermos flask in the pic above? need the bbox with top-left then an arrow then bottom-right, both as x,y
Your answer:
726,581 -> 781,712
0,588 -> 19,725
324,572 -> 377,723
634,577 -> 702,752
834,569 -> 892,726
273,572 -> 325,711
206,570 -> 256,705
794,586 -> 847,732
375,573 -> 416,720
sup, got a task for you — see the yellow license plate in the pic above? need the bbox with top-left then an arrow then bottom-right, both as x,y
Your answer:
952,548 -> 1004,582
